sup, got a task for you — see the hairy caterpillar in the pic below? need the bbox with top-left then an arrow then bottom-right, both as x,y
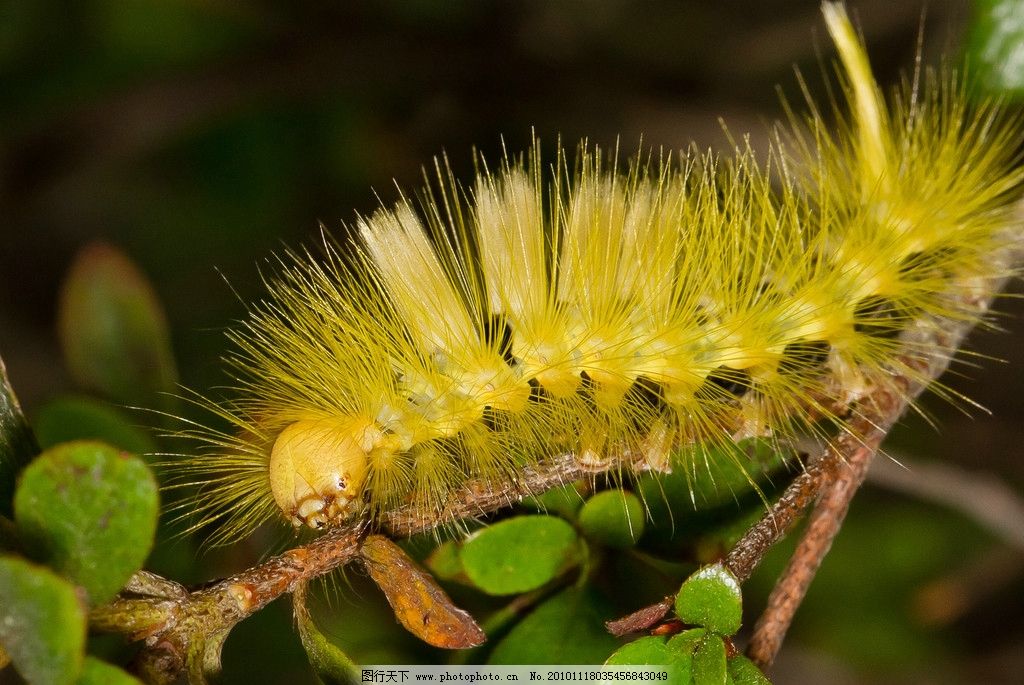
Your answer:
169,4 -> 1023,546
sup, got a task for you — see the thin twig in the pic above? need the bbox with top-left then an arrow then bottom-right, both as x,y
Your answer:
607,456 -> 838,638
724,455 -> 839,583
94,523 -> 366,684
746,432 -> 885,668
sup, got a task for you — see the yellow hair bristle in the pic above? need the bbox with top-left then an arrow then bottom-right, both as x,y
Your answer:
165,4 -> 1023,546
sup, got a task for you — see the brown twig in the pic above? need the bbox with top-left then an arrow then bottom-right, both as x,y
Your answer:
606,457 -> 838,638
746,420 -> 889,668
91,454 -> 600,684
724,454 -> 839,584
93,523 -> 366,684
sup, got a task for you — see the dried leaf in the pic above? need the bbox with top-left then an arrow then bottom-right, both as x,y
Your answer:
361,535 -> 485,649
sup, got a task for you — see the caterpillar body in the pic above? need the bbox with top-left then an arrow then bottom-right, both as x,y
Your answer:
171,5 -> 1023,545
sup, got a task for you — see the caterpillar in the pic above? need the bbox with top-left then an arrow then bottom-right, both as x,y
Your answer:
168,3 -> 1023,546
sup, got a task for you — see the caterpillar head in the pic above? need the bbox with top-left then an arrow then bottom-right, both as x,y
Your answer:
269,417 -> 372,529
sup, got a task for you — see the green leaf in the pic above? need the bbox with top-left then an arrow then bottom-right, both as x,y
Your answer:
605,635 -> 688,682
521,482 -> 586,519
460,515 -> 579,595
667,627 -> 707,655
727,655 -> 772,685
675,563 -> 743,635
77,656 -> 144,685
605,635 -> 670,665
692,634 -> 727,685
637,439 -> 788,522
0,555 -> 86,685
488,587 -> 618,664
965,0 -> 1024,98
578,490 -> 645,548
33,396 -> 155,455
14,441 -> 159,605
58,242 -> 178,410
294,585 -> 360,685
424,540 -> 464,582
0,356 -> 39,517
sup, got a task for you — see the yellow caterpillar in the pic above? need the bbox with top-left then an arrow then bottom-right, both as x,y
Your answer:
169,4 -> 1023,545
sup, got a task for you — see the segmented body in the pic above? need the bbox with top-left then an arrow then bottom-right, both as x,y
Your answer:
170,6 -> 1023,543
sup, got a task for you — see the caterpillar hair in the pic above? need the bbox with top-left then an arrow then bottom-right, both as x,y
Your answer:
166,3 -> 1024,546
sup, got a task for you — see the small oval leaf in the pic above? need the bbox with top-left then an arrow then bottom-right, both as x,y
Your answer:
727,655 -> 772,685
14,441 -> 159,605
579,490 -> 645,548
606,635 -> 694,680
361,535 -> 485,649
0,555 -> 86,685
488,587 -> 618,665
604,635 -> 690,684
424,541 -> 464,582
605,635 -> 670,665
675,563 -> 742,635
460,515 -> 579,595
58,242 -> 178,409
667,627 -> 707,655
692,634 -> 728,685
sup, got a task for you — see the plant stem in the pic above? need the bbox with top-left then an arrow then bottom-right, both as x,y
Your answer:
746,419 -> 885,668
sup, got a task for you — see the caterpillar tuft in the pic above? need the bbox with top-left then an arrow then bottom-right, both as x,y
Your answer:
166,4 -> 1024,546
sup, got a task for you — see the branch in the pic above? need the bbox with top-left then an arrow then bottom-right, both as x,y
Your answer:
92,523 -> 364,683
91,455 -> 602,683
745,417 -> 888,668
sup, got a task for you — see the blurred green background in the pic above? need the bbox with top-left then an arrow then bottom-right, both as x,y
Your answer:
1,1 -> 1023,683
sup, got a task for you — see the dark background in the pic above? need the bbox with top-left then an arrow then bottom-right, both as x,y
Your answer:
1,1 -> 1022,683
